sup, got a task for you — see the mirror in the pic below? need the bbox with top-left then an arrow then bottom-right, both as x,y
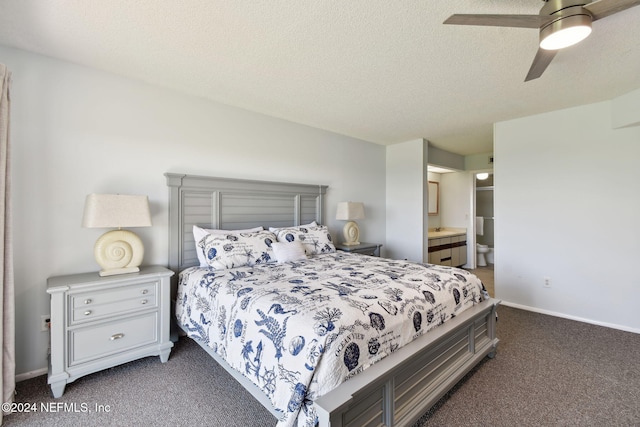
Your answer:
428,181 -> 439,215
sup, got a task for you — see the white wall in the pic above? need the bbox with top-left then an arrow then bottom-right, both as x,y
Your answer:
440,172 -> 472,230
465,151 -> 493,171
495,98 -> 640,332
612,87 -> 640,128
427,143 -> 464,170
1,45 -> 387,376
440,171 -> 474,267
385,139 -> 427,262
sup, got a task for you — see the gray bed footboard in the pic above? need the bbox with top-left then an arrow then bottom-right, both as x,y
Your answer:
180,298 -> 499,427
315,298 -> 499,427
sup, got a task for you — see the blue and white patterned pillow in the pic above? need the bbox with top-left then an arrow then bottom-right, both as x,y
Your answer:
198,230 -> 277,269
273,225 -> 336,255
193,225 -> 264,267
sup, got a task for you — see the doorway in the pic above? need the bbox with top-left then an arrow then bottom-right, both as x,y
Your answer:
474,172 -> 494,296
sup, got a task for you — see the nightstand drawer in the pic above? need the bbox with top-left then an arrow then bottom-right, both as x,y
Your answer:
335,242 -> 382,257
69,313 -> 158,366
71,294 -> 157,325
71,281 -> 157,309
70,282 -> 158,325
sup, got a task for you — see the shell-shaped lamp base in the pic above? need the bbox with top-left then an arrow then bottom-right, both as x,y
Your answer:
342,221 -> 361,246
94,229 -> 144,276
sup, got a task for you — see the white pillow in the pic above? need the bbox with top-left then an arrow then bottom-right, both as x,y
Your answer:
271,241 -> 308,263
193,225 -> 264,267
198,230 -> 277,270
273,224 -> 336,255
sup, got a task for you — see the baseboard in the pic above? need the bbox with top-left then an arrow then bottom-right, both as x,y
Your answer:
15,367 -> 47,383
500,301 -> 640,334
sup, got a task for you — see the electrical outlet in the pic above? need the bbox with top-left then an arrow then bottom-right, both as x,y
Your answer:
41,315 -> 51,332
543,277 -> 551,288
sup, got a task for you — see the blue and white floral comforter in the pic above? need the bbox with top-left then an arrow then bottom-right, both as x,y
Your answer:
176,252 -> 487,427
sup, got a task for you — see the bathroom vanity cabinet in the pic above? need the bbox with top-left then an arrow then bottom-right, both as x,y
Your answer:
428,231 -> 467,267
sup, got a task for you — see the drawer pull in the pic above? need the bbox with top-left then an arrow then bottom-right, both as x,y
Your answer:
141,299 -> 148,305
141,289 -> 148,295
84,299 -> 92,304
110,333 -> 124,341
84,310 -> 92,316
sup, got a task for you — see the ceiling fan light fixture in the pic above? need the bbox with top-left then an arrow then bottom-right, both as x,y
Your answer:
539,13 -> 592,50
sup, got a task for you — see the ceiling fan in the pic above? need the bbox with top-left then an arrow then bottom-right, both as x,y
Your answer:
444,0 -> 640,81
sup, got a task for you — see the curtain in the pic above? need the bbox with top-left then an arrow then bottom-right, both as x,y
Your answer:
0,63 -> 15,422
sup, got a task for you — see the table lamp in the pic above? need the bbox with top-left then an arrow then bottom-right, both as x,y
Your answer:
82,194 -> 152,276
336,201 -> 365,245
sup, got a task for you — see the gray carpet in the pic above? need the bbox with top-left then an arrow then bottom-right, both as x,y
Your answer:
5,306 -> 640,426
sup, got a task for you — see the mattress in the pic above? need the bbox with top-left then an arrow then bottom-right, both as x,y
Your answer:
176,252 -> 487,427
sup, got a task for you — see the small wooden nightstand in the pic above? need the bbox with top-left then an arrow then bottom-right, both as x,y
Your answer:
335,242 -> 382,257
46,266 -> 174,398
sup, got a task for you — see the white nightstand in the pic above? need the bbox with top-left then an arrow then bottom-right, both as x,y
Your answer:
46,265 -> 174,398
335,242 -> 383,257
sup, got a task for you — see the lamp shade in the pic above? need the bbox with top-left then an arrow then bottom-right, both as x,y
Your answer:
335,202 -> 365,221
82,194 -> 152,228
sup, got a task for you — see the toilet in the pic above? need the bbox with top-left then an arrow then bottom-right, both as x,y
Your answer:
476,243 -> 489,267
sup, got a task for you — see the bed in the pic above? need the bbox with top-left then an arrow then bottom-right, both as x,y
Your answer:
166,173 -> 499,427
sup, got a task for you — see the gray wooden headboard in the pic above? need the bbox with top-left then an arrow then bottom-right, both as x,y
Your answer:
165,173 -> 328,273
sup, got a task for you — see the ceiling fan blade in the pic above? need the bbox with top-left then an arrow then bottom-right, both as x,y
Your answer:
584,0 -> 640,21
525,48 -> 558,82
444,14 -> 554,29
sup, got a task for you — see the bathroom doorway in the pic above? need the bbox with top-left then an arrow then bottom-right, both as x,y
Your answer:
474,172 -> 494,295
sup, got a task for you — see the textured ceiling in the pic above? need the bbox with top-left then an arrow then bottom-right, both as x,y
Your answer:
1,0 -> 639,155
